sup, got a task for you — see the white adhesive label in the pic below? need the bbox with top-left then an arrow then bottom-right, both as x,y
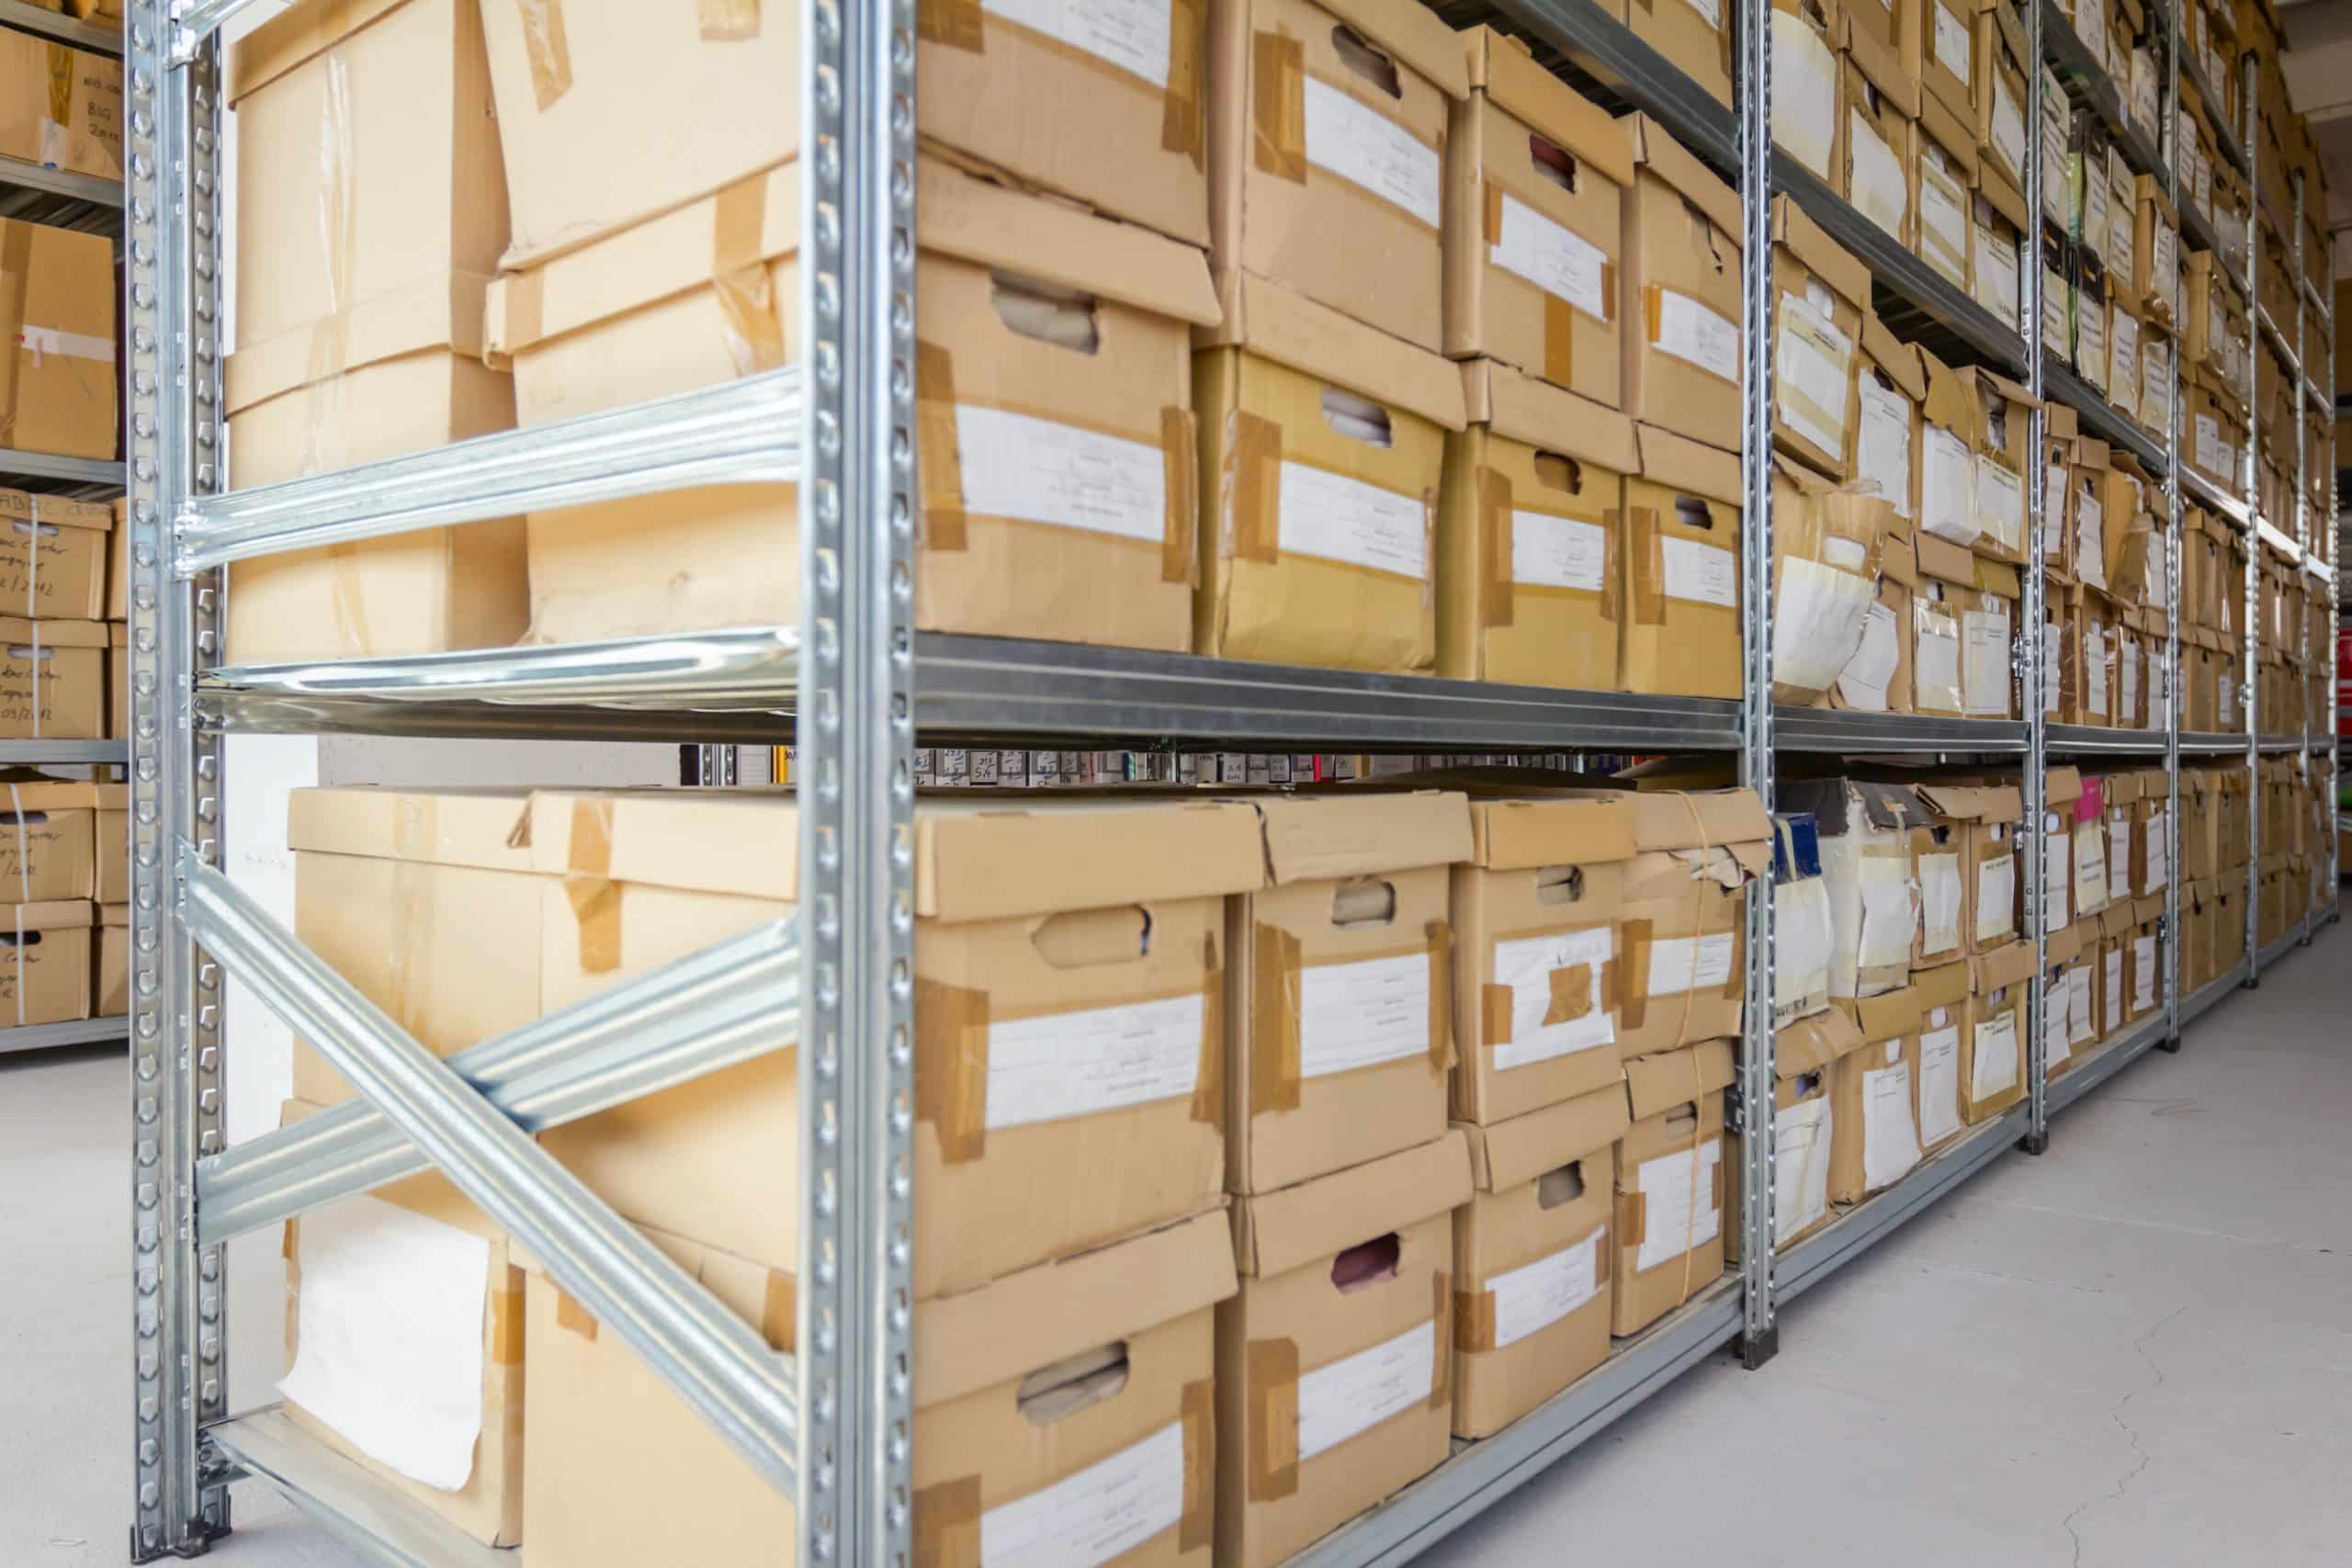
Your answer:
2110,310 -> 2139,410
1511,512 -> 1608,592
1856,865 -> 1921,975
2195,414 -> 2225,479
1916,600 -> 1962,712
1298,952 -> 1429,1080
1645,931 -> 1735,997
1489,926 -> 1614,1071
2146,809 -> 2168,890
1776,558 -> 1876,695
1849,111 -> 1907,236
1976,459 -> 2024,556
2041,80 -> 2069,221
2065,963 -> 2095,1044
1919,165 -> 1970,283
1962,605 -> 2012,717
985,995 -> 1204,1132
1856,376 -> 1913,518
1650,290 -> 1741,383
2106,172 -> 2133,277
1278,462 -> 1428,581
2046,968 -> 2071,1067
1932,1 -> 1972,82
2086,624 -> 2110,717
2041,620 -> 2063,714
1487,1231 -> 1605,1348
1491,195 -> 1611,321
978,1420 -> 1185,1568
1295,1320 -> 1435,1463
1920,852 -> 1963,957
1634,1139 -> 1723,1273
1977,854 -> 2017,943
1778,876 -> 1835,1010
2041,465 -> 2066,558
2045,821 -> 2070,926
1974,223 -> 2020,329
2154,224 -> 2177,313
1862,1060 -> 1921,1191
2120,637 -> 2140,725
2141,336 -> 2171,429
1660,536 -> 1736,609
955,406 -> 1168,545
2080,302 -> 2108,391
1771,15 -> 1838,179
1921,428 -> 1976,546
2075,489 -> 2106,589
982,0 -> 1171,86
2084,164 -> 2111,254
1303,76 -> 1441,229
1971,1010 -> 2019,1100
2103,948 -> 2124,1035
2132,934 -> 2157,1010
1679,0 -> 1723,25
2130,51 -> 2159,138
1918,1025 -> 1962,1145
2074,820 -> 2109,911
1776,1096 -> 1831,1247
1837,600 -> 1901,712
1778,296 -> 1852,458
2109,818 -> 2132,894
1991,78 -> 2028,183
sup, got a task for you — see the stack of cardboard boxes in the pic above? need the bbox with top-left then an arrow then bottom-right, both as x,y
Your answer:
0,769 -> 114,1028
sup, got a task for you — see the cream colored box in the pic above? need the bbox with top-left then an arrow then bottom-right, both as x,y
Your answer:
1613,1038 -> 1735,1336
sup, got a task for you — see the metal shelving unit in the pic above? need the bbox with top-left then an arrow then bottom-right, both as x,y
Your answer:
118,0 -> 2336,1562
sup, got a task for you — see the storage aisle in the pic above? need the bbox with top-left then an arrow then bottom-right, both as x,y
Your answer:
4,921 -> 2344,1567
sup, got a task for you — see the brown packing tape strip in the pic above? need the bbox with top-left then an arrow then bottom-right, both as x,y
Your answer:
488,1284 -> 524,1367
1480,981 -> 1514,1047
554,1288 -> 597,1342
1250,923 -> 1302,1115
1189,930 -> 1224,1127
516,0 -> 574,111
1602,525 -> 1619,622
1643,284 -> 1664,345
0,220 -> 33,445
1544,962 -> 1596,1025
1626,507 -> 1668,626
1483,180 -> 1504,245
1160,407 -> 1198,587
1245,1336 -> 1301,1502
569,797 -> 615,876
698,0 -> 760,40
1616,1189 -> 1645,1247
916,341 -> 967,552
1479,468 -> 1514,630
917,0 -> 984,51
761,1271 -> 794,1354
565,874 -> 622,972
912,1474 -> 981,1568
1251,30 -> 1306,184
1229,411 -> 1282,565
1618,917 -> 1652,1030
1544,292 -> 1578,390
914,976 -> 989,1163
1178,1377 -> 1214,1552
1428,1270 -> 1453,1411
713,175 -> 786,378
1425,920 -> 1453,1075
1164,0 -> 1205,168
1453,1286 -> 1496,1353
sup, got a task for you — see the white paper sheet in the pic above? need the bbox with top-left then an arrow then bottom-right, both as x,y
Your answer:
1861,1058 -> 1921,1191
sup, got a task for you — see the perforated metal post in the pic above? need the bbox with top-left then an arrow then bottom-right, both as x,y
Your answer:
1734,0 -> 1778,1370
2241,53 -> 2261,981
797,0 -> 918,1561
2020,0 -> 2052,1151
127,3 -> 231,1557
2162,0 -> 2187,1047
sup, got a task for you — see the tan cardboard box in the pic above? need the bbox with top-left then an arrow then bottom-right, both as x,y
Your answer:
1905,958 -> 1972,1152
0,897 -> 89,1026
0,220 -> 116,462
1780,777 -> 1926,999
1198,274 -> 1462,671
2211,874 -> 2245,974
1906,806 -> 1965,970
1625,0 -> 1733,105
1913,781 -> 2024,953
1612,1038 -> 1736,1336
0,771 -> 96,900
1770,196 -> 1868,479
1912,533 -> 2014,718
1841,19 -> 1921,243
1845,0 -> 1914,53
1964,364 -> 2037,567
1852,317 -> 1926,532
1913,0 -> 1977,123
106,622 -> 123,740
1206,0 -> 1467,353
1972,2 -> 2030,189
1452,1086 -> 1625,1436
280,1115 -> 523,1548
228,0 -> 509,352
1770,460 -> 1892,706
106,497 -> 123,621
531,1207 -> 1235,1568
2040,917 -> 2086,1078
1227,791 -> 1469,1193
1726,1009 -> 1866,1258
2038,764 -> 2082,928
1909,36 -> 1979,292
0,494 -> 111,622
1832,1021 -> 1923,1202
2181,874 -> 2213,990
1962,938 -> 2034,1122
0,618 -> 105,740
1914,344 -> 1978,550
1609,787 -> 1770,1060
1772,0 -> 1846,186
1621,116 -> 1744,450
2133,173 -> 2181,328
1436,361 -> 1631,688
1968,164 -> 2026,336
0,31 -> 117,182
2098,913 -> 2132,1041
1445,28 -> 1631,408
1619,424 -> 1742,699
1221,1133 -> 1467,1568
1451,795 -> 1635,1125
96,901 -> 125,1017
225,272 -> 526,663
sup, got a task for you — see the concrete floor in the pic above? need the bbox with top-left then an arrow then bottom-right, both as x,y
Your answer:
4,921 -> 2346,1567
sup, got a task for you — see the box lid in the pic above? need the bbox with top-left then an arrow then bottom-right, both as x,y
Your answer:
1917,81 -> 1981,177
1250,791 -> 1472,885
1321,0 -> 1471,98
2045,765 -> 2083,807
228,0 -> 409,104
2042,918 -> 2084,965
1973,939 -> 2039,992
2098,771 -> 2146,806
2098,901 -> 2137,939
1860,315 -> 1928,401
1769,195 -> 1871,310
1627,114 -> 1743,241
916,795 -> 1267,918
1461,360 -> 1639,473
1780,775 -> 1928,837
288,786 -> 544,873
1841,11 -> 1921,115
1463,28 -> 1634,186
0,768 -> 102,811
920,1207 -> 1238,1407
228,270 -> 492,418
101,901 -> 128,927
1459,1082 -> 1630,1191
1915,531 -> 1980,587
0,491 -> 110,536
1233,1131 -> 1472,1279
1207,269 -> 1466,427
1466,795 -> 1639,871
1623,1037 -> 1737,1122
1634,423 -> 1743,508
1912,782 -> 2023,823
1837,985 -> 1921,1043
1917,344 -> 1981,433
1974,160 -> 2029,231
0,617 -> 108,649
2133,892 -> 2166,925
1914,956 -> 1972,1010
1776,1005 -> 1866,1077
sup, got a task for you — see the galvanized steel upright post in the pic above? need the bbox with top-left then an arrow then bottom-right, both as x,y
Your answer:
2020,0 -> 2052,1152
1735,0 -> 1780,1368
2242,51 -> 2262,981
2164,0 -> 2188,1045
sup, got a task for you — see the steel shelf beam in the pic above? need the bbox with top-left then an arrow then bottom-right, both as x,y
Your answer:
2046,724 -> 2169,754
2180,961 -> 2250,1025
2181,464 -> 2252,525
0,739 -> 125,765
1778,1103 -> 2029,1303
2256,927 -> 2301,972
0,449 -> 126,488
2260,305 -> 2300,377
201,1408 -> 512,1568
2258,735 -> 2303,753
2047,1015 -> 2170,1113
2302,274 -> 2330,323
2180,729 -> 2249,753
0,0 -> 120,51
2183,56 -> 2246,175
1772,708 -> 2030,753
0,1014 -> 126,1055
2045,359 -> 2166,469
0,152 -> 121,211
2040,0 -> 2169,182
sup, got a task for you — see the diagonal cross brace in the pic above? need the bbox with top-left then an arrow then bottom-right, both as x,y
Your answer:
177,848 -> 797,1494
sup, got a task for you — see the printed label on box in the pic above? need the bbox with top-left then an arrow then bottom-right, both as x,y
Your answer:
1919,852 -> 1963,955
981,0 -> 1172,87
1971,1010 -> 2019,1099
1974,226 -> 2020,328
1776,1096 -> 1830,1246
1855,376 -> 1913,518
1857,867 -> 1919,973
1962,606 -> 2011,716
1487,1230 -> 1605,1348
1659,536 -> 1736,609
1771,15 -> 1838,178
2110,311 -> 2139,403
1919,166 -> 1970,281
2086,626 -> 2110,716
1916,601 -> 1962,711
1918,1024 -> 1962,1145
1932,1 -> 1971,81
1511,512 -> 1607,592
1976,854 -> 2017,943
1992,79 -> 2028,182
2109,818 -> 2132,892
2104,948 -> 2124,1033
2041,620 -> 2062,713
2120,635 -> 2141,721
1862,1059 -> 1920,1191
985,994 -> 1205,1132
1298,951 -> 1430,1080
1278,462 -> 1428,581
1303,75 -> 1441,230
1777,295 -> 1852,458
1837,601 -> 1901,712
1634,1138 -> 1723,1272
1296,1319 -> 1435,1462
1491,194 -> 1611,321
1921,427 -> 1977,545
1849,113 -> 1906,236
956,406 -> 1168,545
2045,970 -> 2070,1066
1645,931 -> 1735,996
1976,459 -> 2024,556
1490,926 -> 1614,1070
1650,290 -> 1741,383
978,1419 -> 1185,1568
2132,934 -> 2157,1010
2145,809 -> 2168,889
2066,963 -> 2095,1043
2074,825 -> 2109,910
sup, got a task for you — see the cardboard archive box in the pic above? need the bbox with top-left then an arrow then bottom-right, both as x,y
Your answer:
1770,196 -> 1868,479
1729,1007 -> 1866,1251
0,219 -> 117,463
1830,1003 -> 1924,1203
1910,68 -> 1979,290
1915,779 -> 2024,953
1781,776 -> 1927,1000
1204,0 -> 1466,353
1447,28 -> 1631,408
1771,0 -> 1845,187
290,785 -> 1266,1303
1451,794 -> 1635,1126
0,897 -> 89,1027
1842,22 -> 1918,243
0,493 -> 112,622
1221,1133 -> 1468,1568
2133,173 -> 2181,328
1972,2 -> 2030,191
1913,345 -> 1977,551
1624,0 -> 1734,105
1852,315 -> 1925,530
1913,0 -> 1977,124
2039,917 -> 2086,1078
1610,786 -> 1770,1060
1962,939 -> 2035,1122
1906,788 -> 1966,970
96,900 -> 124,1016
0,618 -> 106,740
1437,361 -> 1631,688
1198,272 -> 1462,671
1614,1038 -> 1736,1336
0,30 -> 117,181
1770,460 -> 1892,706
1620,116 -> 1743,450
1227,791 -> 1470,1195
1453,1085 -> 1625,1436
1969,160 -> 2027,334
1912,532 -> 2018,719
0,772 -> 97,901
1900,957 -> 1971,1153
1619,424 -> 1743,699
1965,365 -> 2038,567
532,1206 -> 1236,1568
